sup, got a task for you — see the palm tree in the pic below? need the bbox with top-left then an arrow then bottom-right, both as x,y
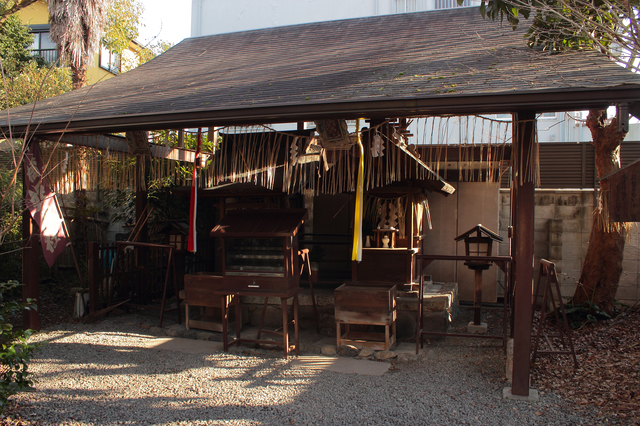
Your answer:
48,0 -> 109,89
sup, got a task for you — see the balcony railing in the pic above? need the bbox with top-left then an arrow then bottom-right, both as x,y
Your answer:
29,49 -> 59,64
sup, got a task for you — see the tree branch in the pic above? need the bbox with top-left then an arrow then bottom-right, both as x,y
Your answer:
0,0 -> 39,24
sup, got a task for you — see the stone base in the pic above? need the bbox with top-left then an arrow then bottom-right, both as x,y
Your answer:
503,387 -> 539,402
467,322 -> 487,334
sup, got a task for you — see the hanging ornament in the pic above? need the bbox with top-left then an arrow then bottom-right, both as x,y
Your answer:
371,132 -> 385,157
290,136 -> 299,166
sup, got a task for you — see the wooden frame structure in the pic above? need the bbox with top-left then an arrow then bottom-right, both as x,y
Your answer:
6,8 -> 640,397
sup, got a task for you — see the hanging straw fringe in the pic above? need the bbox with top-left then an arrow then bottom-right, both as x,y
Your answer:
37,115 -> 523,195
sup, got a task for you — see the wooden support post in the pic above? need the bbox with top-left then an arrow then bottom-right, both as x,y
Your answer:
135,154 -> 148,243
22,162 -> 40,330
88,242 -> 99,314
511,111 -> 536,397
474,268 -> 483,325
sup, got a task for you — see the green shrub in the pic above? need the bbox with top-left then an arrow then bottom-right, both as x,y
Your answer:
0,280 -> 43,409
564,301 -> 612,329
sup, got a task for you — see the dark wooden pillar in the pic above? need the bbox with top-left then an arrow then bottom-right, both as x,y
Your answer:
88,242 -> 99,314
511,111 -> 536,396
127,131 -> 150,243
135,154 -> 148,242
22,162 -> 40,330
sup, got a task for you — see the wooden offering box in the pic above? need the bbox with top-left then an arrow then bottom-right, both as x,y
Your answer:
183,272 -> 230,332
210,209 -> 308,292
334,283 -> 397,350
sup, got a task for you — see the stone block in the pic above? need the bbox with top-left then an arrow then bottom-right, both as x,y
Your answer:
422,311 -> 449,333
533,246 -> 549,261
561,258 -> 583,273
534,218 -> 549,233
552,260 -> 563,274
358,347 -> 374,358
615,284 -> 638,302
560,284 -> 577,299
562,219 -> 587,233
533,230 -> 549,246
183,329 -> 198,339
374,350 -> 397,360
548,245 -> 562,261
503,387 -> 539,402
622,259 -> 638,275
556,205 -> 585,220
548,218 -> 563,233
535,193 -> 556,206
498,245 -> 510,256
337,345 -> 359,357
397,352 -> 418,363
196,331 -> 214,340
396,311 -> 416,339
499,205 -> 511,220
422,296 -> 448,312
562,243 -> 584,262
619,272 -> 638,287
149,326 -> 164,335
321,345 -> 337,356
396,297 -> 419,312
535,205 -> 555,220
166,327 -> 185,338
467,322 -> 487,334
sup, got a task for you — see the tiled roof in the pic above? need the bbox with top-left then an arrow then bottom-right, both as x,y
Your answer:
3,7 -> 640,135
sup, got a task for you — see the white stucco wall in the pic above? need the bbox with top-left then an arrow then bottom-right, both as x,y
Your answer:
192,0 -> 376,37
191,0 -> 481,37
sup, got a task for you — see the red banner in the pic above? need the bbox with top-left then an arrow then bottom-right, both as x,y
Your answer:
24,143 -> 67,267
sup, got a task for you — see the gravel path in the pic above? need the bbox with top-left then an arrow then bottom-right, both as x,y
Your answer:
16,314 -> 607,426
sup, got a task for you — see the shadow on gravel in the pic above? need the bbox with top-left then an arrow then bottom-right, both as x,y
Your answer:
17,315 -> 605,425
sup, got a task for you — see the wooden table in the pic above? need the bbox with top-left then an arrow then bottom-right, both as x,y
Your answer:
216,287 -> 301,359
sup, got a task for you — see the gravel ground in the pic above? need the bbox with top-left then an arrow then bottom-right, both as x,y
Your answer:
14,313 -> 609,426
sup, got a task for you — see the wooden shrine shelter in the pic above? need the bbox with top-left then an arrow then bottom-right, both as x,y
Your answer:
3,7 -> 640,397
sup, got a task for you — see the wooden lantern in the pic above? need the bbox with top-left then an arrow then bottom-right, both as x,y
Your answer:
455,224 -> 503,328
164,221 -> 189,252
455,224 -> 502,269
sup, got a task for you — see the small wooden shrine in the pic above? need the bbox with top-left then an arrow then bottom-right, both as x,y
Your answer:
210,209 -> 307,292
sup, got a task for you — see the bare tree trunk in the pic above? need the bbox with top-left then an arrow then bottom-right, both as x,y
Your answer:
71,62 -> 87,89
572,110 -> 627,314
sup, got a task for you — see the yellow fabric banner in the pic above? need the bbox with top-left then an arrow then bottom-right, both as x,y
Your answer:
352,121 -> 365,262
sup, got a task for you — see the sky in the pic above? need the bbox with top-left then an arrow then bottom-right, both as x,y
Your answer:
137,0 -> 192,47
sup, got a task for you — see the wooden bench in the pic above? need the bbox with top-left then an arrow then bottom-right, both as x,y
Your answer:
183,273 -> 236,332
334,282 -> 397,351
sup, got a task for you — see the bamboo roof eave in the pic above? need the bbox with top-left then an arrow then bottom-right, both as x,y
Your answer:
49,133 -> 201,162
5,86 -> 640,138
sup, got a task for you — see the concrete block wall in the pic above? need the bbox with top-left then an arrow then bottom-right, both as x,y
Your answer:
499,189 -> 640,306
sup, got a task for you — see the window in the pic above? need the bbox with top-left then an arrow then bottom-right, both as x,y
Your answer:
100,45 -> 121,75
393,0 -> 427,13
28,25 -> 58,64
434,0 -> 478,9
393,0 -> 480,13
538,112 -> 557,120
